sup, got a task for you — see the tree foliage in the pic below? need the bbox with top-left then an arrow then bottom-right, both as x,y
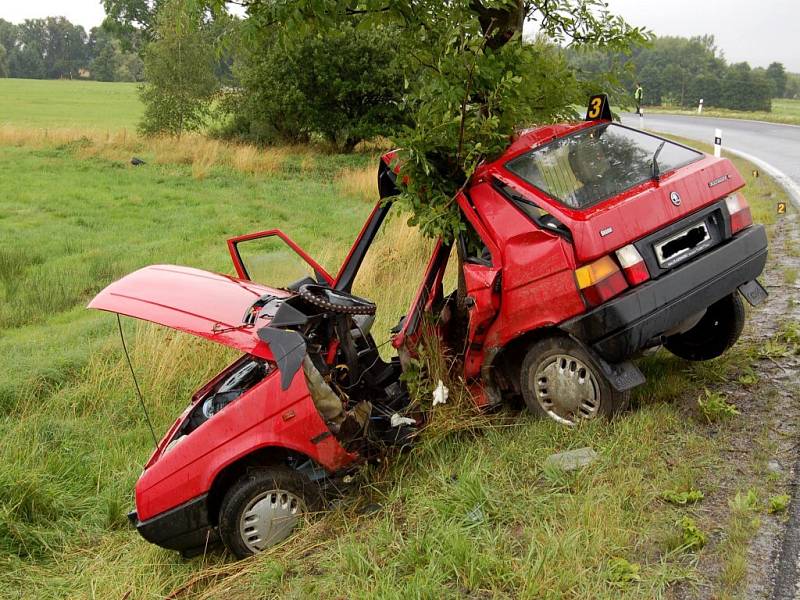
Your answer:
571,35 -> 787,111
230,23 -> 408,149
766,62 -> 787,98
139,0 -> 218,135
0,17 -> 143,81
209,0 -> 646,240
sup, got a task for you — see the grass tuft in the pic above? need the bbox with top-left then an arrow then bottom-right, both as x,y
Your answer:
697,389 -> 740,423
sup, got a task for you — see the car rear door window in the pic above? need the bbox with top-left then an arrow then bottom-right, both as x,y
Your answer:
505,123 -> 702,209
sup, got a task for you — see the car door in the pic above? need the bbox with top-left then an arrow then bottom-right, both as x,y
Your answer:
227,230 -> 334,288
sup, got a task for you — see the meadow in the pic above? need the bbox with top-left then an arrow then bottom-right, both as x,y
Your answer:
0,79 -> 794,599
0,79 -> 143,131
646,98 -> 800,126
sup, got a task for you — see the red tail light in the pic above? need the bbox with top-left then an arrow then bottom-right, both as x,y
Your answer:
725,193 -> 752,234
575,256 -> 628,307
615,244 -> 650,285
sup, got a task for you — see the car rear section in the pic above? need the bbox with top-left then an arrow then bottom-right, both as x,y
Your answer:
498,121 -> 768,364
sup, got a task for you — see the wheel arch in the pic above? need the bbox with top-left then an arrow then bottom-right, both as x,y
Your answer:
206,445 -> 318,525
491,325 -> 566,395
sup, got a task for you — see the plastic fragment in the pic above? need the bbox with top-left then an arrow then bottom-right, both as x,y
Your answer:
390,413 -> 416,428
432,380 -> 449,406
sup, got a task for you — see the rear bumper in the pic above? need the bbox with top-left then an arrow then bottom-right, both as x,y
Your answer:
130,494 -> 218,555
561,225 -> 768,362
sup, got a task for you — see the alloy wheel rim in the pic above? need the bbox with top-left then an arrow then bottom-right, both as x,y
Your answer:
239,489 -> 305,553
532,354 -> 600,425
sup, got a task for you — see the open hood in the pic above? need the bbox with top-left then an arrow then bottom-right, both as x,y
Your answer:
88,265 -> 291,359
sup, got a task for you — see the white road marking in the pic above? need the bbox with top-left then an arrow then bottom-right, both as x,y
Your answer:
723,146 -> 800,208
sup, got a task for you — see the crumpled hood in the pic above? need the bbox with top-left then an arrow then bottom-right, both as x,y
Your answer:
88,264 -> 290,359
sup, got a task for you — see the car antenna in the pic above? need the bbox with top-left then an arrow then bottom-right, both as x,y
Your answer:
117,314 -> 158,449
651,140 -> 666,181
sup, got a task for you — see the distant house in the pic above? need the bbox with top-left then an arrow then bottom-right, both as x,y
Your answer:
78,68 -> 91,79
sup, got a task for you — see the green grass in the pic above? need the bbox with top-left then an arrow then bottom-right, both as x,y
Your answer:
645,98 -> 800,126
0,109 -> 792,597
0,79 -> 142,131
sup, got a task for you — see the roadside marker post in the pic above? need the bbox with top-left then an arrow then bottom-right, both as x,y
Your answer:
714,128 -> 722,157
639,112 -> 644,130
698,99 -> 703,114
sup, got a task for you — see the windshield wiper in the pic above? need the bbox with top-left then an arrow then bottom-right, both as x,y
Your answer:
651,140 -> 666,181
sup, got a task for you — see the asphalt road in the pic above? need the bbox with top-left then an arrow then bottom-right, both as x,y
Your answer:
620,112 -> 800,204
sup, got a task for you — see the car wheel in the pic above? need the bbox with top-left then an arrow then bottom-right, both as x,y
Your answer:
218,467 -> 320,559
664,293 -> 745,361
520,337 -> 628,425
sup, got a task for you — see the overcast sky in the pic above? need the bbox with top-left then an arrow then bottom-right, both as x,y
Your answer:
1,0 -> 798,72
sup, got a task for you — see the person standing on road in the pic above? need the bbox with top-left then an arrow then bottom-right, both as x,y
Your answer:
634,83 -> 643,115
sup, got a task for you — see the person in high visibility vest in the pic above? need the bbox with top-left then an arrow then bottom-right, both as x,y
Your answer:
634,83 -> 643,115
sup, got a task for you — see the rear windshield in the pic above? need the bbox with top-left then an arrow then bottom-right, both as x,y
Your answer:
505,123 -> 702,209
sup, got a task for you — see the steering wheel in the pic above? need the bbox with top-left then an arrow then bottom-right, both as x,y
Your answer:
298,284 -> 377,315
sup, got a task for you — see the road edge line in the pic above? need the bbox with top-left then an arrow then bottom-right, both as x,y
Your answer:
628,111 -> 800,130
724,146 -> 800,208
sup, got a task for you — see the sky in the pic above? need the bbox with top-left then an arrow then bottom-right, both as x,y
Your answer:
604,0 -> 800,72
1,0 -> 798,72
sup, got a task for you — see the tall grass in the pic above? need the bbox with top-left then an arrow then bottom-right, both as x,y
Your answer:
0,126 -> 302,179
335,166 -> 377,202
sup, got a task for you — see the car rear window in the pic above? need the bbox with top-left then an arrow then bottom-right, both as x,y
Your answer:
505,123 -> 703,209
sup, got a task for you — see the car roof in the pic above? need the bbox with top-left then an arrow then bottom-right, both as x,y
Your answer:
500,120 -> 599,161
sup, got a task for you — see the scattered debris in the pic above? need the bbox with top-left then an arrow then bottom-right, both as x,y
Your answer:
390,413 -> 416,428
432,380 -> 449,406
767,459 -> 783,474
544,447 -> 597,472
466,503 -> 485,525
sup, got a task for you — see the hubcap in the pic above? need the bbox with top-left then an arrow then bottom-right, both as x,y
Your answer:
239,489 -> 305,553
532,354 -> 600,425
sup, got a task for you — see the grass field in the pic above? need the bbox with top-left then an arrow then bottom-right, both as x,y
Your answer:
0,79 -> 142,130
0,79 -> 794,598
645,98 -> 800,126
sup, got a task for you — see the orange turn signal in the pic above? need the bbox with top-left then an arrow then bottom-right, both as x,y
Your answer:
575,255 -> 628,307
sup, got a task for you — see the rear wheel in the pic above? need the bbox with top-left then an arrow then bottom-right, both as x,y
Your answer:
218,467 -> 320,559
520,337 -> 628,425
664,293 -> 745,361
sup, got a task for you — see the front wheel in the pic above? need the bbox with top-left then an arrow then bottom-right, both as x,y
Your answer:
218,467 -> 320,559
520,337 -> 628,426
664,293 -> 745,361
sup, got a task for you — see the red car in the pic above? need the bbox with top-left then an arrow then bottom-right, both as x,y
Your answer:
90,98 -> 768,558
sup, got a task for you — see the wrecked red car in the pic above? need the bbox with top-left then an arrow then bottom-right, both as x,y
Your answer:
90,97 -> 768,558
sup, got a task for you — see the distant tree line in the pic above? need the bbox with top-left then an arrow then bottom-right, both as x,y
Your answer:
569,35 -> 797,112
0,17 -> 143,81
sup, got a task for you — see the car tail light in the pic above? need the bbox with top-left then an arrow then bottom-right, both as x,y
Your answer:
615,244 -> 650,285
575,255 -> 629,307
725,192 -> 752,234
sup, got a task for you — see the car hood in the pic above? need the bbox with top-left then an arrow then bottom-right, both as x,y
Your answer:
88,265 -> 290,359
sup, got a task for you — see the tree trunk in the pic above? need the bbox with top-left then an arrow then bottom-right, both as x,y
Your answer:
469,0 -> 525,49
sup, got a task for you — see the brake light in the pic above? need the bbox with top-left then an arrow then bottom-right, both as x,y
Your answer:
615,244 -> 650,285
575,255 -> 628,307
725,193 -> 752,234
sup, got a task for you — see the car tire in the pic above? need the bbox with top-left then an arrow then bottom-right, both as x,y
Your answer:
520,336 -> 628,425
664,293 -> 745,361
218,467 -> 321,559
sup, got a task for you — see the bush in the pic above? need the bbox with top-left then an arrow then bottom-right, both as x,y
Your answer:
231,23 -> 409,150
